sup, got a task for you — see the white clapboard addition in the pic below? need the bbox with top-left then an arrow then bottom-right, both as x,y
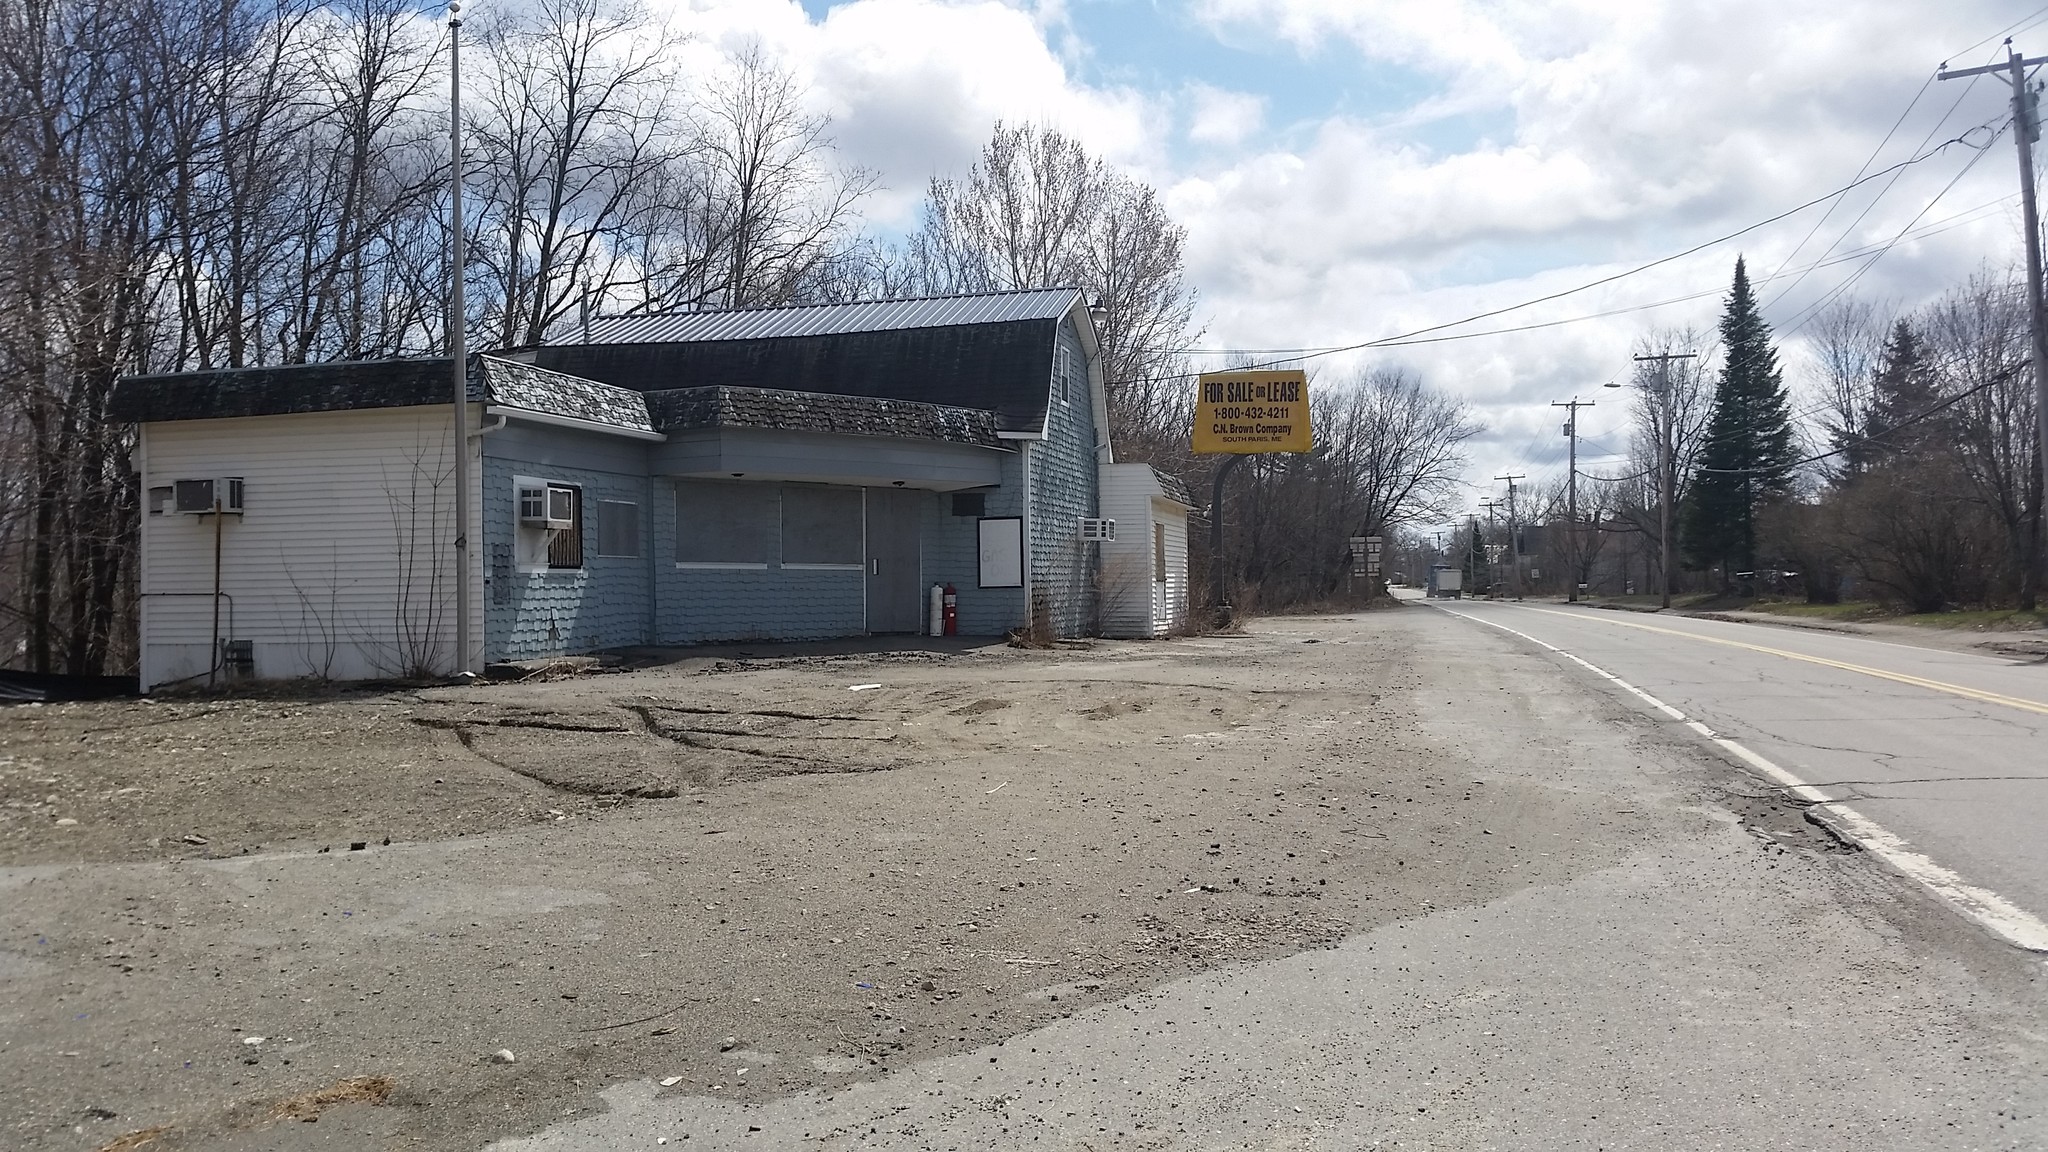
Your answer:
1096,463 -> 1193,638
138,407 -> 482,690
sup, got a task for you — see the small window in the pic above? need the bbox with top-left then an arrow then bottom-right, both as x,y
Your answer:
1055,346 -> 1072,404
598,500 -> 639,557
547,486 -> 583,569
1154,521 -> 1167,582
147,485 -> 172,515
519,486 -> 546,522
951,492 -> 985,517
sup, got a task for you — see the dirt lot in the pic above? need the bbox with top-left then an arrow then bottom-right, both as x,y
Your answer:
0,608 -> 1831,1151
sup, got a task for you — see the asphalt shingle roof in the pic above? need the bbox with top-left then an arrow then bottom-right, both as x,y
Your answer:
476,357 -> 652,433
646,387 -> 1000,446
109,358 -> 481,423
1152,468 -> 1196,508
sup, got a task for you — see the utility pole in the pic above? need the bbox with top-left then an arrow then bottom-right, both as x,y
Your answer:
1941,42 -> 2048,602
448,1 -> 475,677
1479,499 -> 1504,596
1552,398 -> 1594,602
1495,474 -> 1526,600
1614,354 -> 1694,609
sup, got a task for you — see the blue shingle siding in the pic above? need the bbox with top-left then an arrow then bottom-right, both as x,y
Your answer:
923,455 -> 1027,635
1030,317 -> 1100,636
649,478 -> 866,643
655,567 -> 865,643
482,452 -> 652,661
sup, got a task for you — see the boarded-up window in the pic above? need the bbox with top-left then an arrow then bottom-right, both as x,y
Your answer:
675,480 -> 778,565
978,516 -> 1023,588
548,486 -> 584,569
598,500 -> 639,557
782,486 -> 863,565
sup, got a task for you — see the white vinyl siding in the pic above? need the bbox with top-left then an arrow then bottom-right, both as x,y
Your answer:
1097,462 -> 1189,638
137,406 -> 482,689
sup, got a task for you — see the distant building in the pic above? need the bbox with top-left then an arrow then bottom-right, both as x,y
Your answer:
111,289 -> 1192,690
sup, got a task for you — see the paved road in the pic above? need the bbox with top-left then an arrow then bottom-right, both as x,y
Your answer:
487,606 -> 2048,1151
1426,597 -> 2048,949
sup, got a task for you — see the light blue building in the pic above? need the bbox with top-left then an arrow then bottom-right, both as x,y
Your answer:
115,289 -> 1187,687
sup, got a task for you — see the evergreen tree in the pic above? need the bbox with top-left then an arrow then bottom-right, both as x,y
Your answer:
1682,258 -> 1798,579
1861,319 -> 1943,460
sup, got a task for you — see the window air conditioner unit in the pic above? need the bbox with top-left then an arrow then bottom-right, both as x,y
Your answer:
518,483 -> 576,530
174,477 -> 244,514
1080,517 -> 1116,542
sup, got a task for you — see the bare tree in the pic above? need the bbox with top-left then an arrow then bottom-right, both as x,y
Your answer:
470,0 -> 689,347
1923,271 -> 2040,608
907,122 -> 1200,452
693,43 -> 877,309
1215,366 -> 1479,609
1805,297 -> 1891,480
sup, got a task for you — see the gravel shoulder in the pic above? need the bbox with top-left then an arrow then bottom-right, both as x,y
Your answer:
1,605 -> 2034,1151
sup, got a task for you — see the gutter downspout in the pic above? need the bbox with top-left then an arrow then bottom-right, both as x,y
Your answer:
466,411 -> 507,664
1020,439 -> 1034,635
645,470 -> 657,647
137,425 -> 150,692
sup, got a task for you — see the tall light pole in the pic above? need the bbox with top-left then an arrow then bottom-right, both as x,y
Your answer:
1552,398 -> 1594,601
449,1 -> 475,676
1612,353 -> 1693,610
1940,43 -> 2048,602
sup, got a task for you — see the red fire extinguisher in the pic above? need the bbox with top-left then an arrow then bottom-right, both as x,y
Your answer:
942,583 -> 958,636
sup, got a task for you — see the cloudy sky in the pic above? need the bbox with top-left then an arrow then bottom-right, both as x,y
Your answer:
657,0 -> 2045,517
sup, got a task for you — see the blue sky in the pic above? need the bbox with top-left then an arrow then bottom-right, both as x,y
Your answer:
696,0 -> 2044,514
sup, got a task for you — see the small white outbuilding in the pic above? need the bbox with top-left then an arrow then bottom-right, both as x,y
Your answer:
1096,463 -> 1195,638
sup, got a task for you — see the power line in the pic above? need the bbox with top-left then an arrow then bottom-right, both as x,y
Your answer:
1949,5 -> 2048,61
1777,116 -> 2009,341
1758,64 -> 1944,311
1122,132 -> 1987,386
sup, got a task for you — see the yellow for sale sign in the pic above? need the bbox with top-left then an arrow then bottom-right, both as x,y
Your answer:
1193,370 -> 1312,454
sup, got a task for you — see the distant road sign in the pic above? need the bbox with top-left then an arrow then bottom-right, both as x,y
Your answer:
1194,370 -> 1311,454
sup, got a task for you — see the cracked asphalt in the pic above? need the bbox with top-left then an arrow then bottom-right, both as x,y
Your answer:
3,604 -> 2045,1150
1429,598 -> 2048,928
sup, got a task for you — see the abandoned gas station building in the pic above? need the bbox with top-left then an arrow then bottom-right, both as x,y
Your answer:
110,288 -> 1194,690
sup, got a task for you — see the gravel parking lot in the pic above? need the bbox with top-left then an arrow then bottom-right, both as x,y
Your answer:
0,608 -> 1836,1151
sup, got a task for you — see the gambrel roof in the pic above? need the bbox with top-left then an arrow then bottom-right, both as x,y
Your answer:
112,289 -> 1092,441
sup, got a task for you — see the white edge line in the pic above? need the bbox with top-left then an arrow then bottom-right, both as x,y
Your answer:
1431,602 -> 2048,954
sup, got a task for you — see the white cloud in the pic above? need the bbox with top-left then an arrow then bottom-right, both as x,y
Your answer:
1186,84 -> 1266,148
647,0 -> 2038,509
648,0 -> 1158,227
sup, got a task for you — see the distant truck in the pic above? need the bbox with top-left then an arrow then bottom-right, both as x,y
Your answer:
1427,565 -> 1462,599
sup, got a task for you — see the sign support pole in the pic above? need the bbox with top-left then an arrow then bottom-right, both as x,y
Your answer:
1209,454 -> 1246,626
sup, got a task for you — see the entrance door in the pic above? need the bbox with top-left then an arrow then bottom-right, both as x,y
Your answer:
865,489 -> 923,633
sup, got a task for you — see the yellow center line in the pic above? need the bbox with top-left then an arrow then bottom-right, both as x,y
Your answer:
1509,606 -> 2048,718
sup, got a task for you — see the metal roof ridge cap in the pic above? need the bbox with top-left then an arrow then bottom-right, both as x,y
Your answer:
590,285 -> 1083,324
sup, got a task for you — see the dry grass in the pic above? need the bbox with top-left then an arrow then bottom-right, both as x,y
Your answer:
93,1128 -> 169,1152
270,1075 -> 396,1122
